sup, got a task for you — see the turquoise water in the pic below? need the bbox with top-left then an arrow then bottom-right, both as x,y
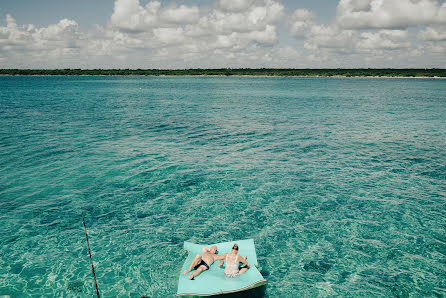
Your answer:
0,76 -> 445,297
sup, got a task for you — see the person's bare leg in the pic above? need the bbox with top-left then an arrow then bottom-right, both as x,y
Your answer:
184,254 -> 202,274
189,266 -> 204,280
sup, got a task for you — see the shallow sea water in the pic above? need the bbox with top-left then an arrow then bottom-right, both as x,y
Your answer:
0,76 -> 445,297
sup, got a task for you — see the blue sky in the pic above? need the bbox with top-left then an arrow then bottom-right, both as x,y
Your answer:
0,0 -> 114,28
0,0 -> 445,68
0,0 -> 338,28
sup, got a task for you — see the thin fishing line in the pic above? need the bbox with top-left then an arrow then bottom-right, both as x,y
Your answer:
81,208 -> 100,298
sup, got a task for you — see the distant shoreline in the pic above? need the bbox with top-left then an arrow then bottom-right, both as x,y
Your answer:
1,74 -> 445,79
1,68 -> 445,78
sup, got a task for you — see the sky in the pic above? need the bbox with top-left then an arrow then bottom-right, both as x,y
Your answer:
0,0 -> 445,69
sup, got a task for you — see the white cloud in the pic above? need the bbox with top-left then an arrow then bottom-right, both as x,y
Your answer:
159,5 -> 200,24
423,41 -> 446,55
358,30 -> 410,50
210,24 -> 277,48
303,25 -> 358,51
289,9 -> 315,38
153,27 -> 184,44
1,0 -> 446,68
201,0 -> 284,35
101,0 -> 284,65
286,3 -> 446,68
273,46 -> 300,67
287,7 -> 437,68
109,0 -> 160,32
218,0 -> 255,12
337,0 -> 446,29
36,19 -> 80,50
246,24 -> 277,44
0,14 -> 82,67
418,25 -> 446,41
108,0 -> 200,32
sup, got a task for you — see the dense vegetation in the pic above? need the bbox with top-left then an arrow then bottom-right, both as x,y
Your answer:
1,68 -> 445,77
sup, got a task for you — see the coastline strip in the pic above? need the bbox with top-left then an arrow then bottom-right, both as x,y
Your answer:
1,68 -> 445,78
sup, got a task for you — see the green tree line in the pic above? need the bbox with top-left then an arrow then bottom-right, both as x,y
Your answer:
1,68 -> 445,77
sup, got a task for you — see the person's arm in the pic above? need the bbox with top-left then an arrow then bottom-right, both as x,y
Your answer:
202,246 -> 210,253
238,255 -> 249,267
217,253 -> 227,267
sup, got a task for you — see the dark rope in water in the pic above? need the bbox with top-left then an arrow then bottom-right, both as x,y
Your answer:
81,208 -> 100,298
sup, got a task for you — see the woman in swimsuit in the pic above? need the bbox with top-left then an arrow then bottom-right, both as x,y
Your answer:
218,243 -> 250,278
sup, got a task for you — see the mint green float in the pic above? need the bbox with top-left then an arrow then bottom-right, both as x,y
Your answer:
177,239 -> 266,296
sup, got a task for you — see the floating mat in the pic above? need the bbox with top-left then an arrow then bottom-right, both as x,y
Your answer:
177,239 -> 266,297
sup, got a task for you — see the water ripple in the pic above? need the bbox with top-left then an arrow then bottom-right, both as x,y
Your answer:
0,76 -> 445,297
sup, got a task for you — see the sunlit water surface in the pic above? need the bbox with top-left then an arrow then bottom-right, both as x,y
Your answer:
0,76 -> 445,297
